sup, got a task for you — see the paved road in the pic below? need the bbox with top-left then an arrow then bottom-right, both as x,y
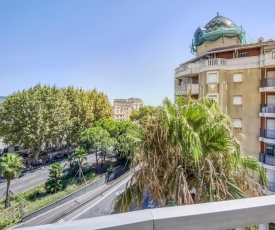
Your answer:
15,172 -> 132,229
0,154 -> 96,196
60,174 -> 130,222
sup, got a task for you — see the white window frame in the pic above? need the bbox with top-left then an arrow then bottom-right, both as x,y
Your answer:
233,73 -> 243,83
206,93 -> 219,103
233,118 -> 242,128
233,96 -> 242,105
207,71 -> 219,84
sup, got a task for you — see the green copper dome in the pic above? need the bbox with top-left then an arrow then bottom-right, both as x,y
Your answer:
190,13 -> 253,54
204,14 -> 238,31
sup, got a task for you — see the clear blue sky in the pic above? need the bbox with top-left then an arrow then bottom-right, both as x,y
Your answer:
1,0 -> 275,106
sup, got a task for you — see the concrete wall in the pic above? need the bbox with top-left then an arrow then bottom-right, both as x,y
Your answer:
227,68 -> 261,158
198,68 -> 261,158
197,37 -> 240,56
17,195 -> 275,230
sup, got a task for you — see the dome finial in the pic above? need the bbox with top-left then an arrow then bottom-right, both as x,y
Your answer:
217,12 -> 219,16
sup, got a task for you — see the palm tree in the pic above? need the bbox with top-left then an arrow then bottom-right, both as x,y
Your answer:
0,153 -> 24,208
72,146 -> 88,180
45,163 -> 63,193
112,97 -> 267,213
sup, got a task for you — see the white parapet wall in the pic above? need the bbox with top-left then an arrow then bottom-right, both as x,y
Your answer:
17,195 -> 275,230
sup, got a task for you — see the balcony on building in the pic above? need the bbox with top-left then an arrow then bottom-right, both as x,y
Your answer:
263,50 -> 275,67
259,129 -> 275,144
259,78 -> 275,92
259,104 -> 275,117
175,77 -> 199,97
175,56 -> 261,79
259,149 -> 275,193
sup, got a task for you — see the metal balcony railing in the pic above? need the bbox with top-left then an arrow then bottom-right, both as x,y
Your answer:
259,153 -> 275,166
260,104 -> 275,113
260,129 -> 275,139
261,78 -> 275,87
265,154 -> 275,166
269,182 -> 275,193
175,84 -> 199,96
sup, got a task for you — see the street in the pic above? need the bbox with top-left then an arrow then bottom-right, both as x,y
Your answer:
15,172 -> 132,229
0,154 -> 96,197
60,174 -> 130,222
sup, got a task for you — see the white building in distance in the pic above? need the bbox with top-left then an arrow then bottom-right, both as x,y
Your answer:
113,98 -> 143,121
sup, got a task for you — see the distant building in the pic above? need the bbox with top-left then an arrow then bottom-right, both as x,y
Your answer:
0,96 -> 6,103
113,98 -> 143,121
0,97 -> 6,154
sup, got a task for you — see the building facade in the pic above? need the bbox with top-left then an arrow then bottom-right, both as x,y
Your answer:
113,98 -> 143,121
0,96 -> 6,154
174,14 -> 275,191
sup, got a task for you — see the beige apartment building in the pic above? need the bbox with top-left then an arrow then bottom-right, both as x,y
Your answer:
174,13 -> 275,191
113,98 -> 143,121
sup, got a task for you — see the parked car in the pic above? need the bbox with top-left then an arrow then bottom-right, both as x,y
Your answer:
19,171 -> 26,177
107,153 -> 117,158
17,151 -> 29,157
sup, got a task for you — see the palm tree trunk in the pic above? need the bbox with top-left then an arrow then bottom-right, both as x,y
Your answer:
78,160 -> 83,181
96,148 -> 99,168
5,180 -> 11,208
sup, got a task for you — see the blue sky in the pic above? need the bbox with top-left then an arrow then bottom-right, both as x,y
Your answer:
1,0 -> 275,106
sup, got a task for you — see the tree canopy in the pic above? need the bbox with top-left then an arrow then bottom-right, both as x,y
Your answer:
130,105 -> 157,125
112,97 -> 267,213
0,84 -> 112,158
93,118 -> 136,164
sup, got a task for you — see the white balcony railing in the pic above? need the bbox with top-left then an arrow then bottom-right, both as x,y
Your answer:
175,56 -> 269,78
175,84 -> 199,96
264,52 -> 275,66
17,195 -> 275,230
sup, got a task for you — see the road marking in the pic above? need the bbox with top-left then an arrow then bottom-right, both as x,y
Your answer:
68,175 -> 130,221
0,185 -> 6,189
13,185 -> 22,189
40,171 -> 48,174
22,175 -> 36,180
30,178 -> 43,184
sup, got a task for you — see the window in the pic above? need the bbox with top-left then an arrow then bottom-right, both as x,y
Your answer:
240,52 -> 248,58
207,72 -> 219,84
266,144 -> 275,156
207,71 -> 219,90
206,94 -> 219,102
233,73 -> 243,83
181,78 -> 189,85
233,96 -> 242,105
233,119 -> 242,128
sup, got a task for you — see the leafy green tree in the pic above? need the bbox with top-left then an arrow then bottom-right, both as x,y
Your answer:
130,105 -> 157,125
45,163 -> 63,193
93,118 -> 135,162
89,90 -> 112,122
80,126 -> 112,168
72,146 -> 88,180
0,153 -> 24,208
112,97 -> 267,213
0,84 -> 112,161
